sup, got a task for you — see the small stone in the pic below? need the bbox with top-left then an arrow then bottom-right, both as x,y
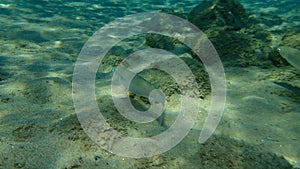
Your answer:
94,155 -> 101,160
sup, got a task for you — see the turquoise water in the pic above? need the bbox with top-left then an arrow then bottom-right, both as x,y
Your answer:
0,0 -> 299,168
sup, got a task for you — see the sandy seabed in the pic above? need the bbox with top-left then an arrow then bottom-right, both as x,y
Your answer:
0,0 -> 299,168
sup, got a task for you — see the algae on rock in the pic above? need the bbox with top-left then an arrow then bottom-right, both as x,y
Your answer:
188,0 -> 249,31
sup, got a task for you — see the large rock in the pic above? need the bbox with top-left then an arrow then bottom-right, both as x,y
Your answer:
186,0 -> 277,67
188,0 -> 249,30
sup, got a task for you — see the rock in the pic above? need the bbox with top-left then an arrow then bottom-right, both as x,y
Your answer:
187,0 -> 279,67
145,33 -> 176,51
188,0 -> 249,31
281,29 -> 300,49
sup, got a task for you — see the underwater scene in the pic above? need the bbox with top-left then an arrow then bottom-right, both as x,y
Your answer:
0,0 -> 300,168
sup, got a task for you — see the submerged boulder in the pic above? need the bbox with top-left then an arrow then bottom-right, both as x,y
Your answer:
188,0 -> 249,30
186,0 -> 276,67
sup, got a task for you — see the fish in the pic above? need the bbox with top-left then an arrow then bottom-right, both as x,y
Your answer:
113,66 -> 165,105
109,66 -> 166,126
277,46 -> 300,70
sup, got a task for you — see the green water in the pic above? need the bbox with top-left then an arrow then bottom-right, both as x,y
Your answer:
0,0 -> 299,168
